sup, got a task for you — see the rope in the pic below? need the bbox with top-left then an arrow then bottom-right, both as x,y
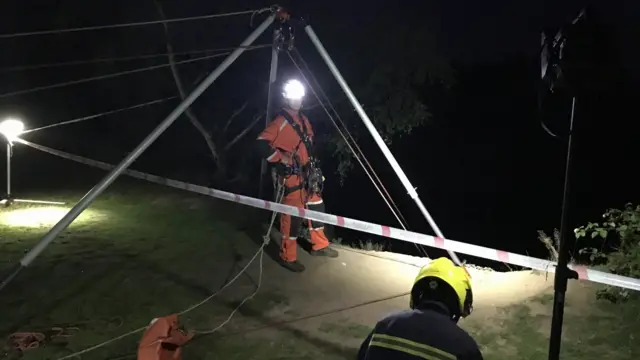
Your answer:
286,49 -> 430,259
53,248 -> 263,360
22,96 -> 178,134
0,44 -> 270,99
8,326 -> 85,354
195,183 -> 285,335
0,47 -> 268,73
8,332 -> 46,352
289,49 -> 412,232
78,291 -> 410,358
224,292 -> 410,337
53,184 -> 285,360
19,43 -> 264,134
0,9 -> 259,39
196,251 -> 266,334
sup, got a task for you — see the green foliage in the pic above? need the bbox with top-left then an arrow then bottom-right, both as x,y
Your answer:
323,21 -> 454,183
327,132 -> 359,186
575,203 -> 640,302
537,229 -> 560,261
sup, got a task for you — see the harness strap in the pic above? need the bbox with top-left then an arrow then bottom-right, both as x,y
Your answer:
278,110 -> 314,159
284,183 -> 304,196
276,110 -> 320,199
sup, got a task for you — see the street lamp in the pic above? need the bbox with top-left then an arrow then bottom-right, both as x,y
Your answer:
0,118 -> 24,204
0,118 -> 24,143
0,118 -> 65,207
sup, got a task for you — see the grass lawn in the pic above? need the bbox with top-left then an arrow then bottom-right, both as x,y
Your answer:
461,281 -> 640,360
1,179 -> 639,360
0,180 -> 355,360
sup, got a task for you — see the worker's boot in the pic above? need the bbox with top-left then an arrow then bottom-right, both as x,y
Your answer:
280,260 -> 306,273
310,246 -> 339,258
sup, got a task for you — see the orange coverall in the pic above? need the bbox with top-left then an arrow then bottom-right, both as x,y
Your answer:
257,108 -> 331,263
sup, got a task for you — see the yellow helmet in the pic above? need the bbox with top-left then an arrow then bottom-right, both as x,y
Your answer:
410,257 -> 473,320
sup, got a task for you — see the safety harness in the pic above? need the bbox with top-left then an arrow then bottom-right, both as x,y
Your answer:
276,110 -> 324,198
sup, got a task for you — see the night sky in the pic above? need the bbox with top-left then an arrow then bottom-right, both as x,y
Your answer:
1,1 -> 639,267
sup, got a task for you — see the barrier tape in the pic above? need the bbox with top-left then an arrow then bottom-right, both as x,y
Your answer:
16,138 -> 640,292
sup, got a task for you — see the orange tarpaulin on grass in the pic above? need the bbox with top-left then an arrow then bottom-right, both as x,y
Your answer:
137,314 -> 193,360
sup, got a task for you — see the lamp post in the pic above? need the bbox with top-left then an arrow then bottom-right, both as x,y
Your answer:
0,118 -> 24,206
0,118 -> 64,207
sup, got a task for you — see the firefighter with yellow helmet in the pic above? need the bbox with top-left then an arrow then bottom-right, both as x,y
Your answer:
358,257 -> 484,360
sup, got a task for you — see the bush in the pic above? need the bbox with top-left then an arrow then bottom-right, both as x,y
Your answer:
574,203 -> 640,302
537,229 -> 560,262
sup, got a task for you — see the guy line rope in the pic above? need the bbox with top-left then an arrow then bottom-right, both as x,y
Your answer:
0,8 -> 264,39
14,42 -> 288,133
0,46 -> 273,73
22,96 -> 179,134
0,44 -> 272,99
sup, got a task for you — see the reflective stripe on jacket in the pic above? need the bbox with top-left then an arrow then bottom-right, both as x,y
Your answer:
369,333 -> 456,360
358,307 -> 483,360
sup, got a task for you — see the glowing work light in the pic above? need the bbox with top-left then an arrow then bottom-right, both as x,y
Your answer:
282,79 -> 305,100
0,118 -> 24,143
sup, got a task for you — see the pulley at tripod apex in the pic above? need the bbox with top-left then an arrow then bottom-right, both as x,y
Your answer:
273,6 -> 295,51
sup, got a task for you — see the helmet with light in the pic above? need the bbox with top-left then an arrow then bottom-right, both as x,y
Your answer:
282,79 -> 305,111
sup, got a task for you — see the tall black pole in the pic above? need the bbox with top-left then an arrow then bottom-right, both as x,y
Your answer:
548,96 -> 579,360
258,26 -> 281,199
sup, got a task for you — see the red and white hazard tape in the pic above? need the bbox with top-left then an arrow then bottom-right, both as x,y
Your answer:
17,138 -> 640,292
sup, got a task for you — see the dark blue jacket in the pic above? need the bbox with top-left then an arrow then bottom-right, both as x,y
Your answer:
357,304 -> 483,360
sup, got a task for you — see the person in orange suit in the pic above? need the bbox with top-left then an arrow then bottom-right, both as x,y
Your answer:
257,79 -> 339,272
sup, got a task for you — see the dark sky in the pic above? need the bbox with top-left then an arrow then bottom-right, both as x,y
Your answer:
2,1 -> 638,68
1,1 -> 639,266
